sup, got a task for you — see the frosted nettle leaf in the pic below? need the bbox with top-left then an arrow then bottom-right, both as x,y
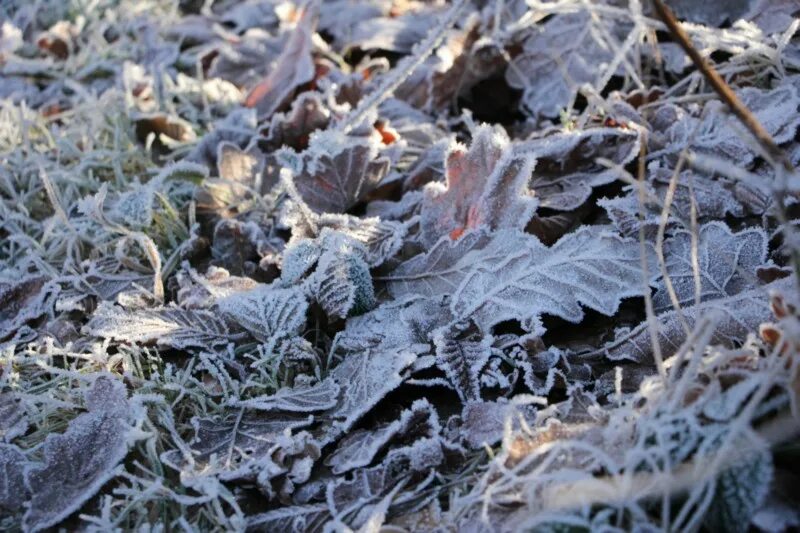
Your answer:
326,398 -> 439,475
705,450 -> 773,533
327,299 -> 442,434
0,393 -> 28,443
598,277 -> 793,362
265,91 -> 332,151
653,222 -> 767,312
247,503 -> 329,533
315,214 -> 408,267
283,130 -> 391,214
230,378 -> 340,412
162,410 -> 313,483
86,302 -> 234,350
432,320 -> 493,402
420,125 -> 537,246
327,437 -> 445,527
218,284 -> 308,344
386,228 -> 643,333
308,233 -> 375,319
23,377 -> 137,532
281,238 -> 323,285
328,347 -> 418,435
518,128 -> 640,211
506,12 -> 621,117
244,3 -> 318,120
0,444 -> 26,512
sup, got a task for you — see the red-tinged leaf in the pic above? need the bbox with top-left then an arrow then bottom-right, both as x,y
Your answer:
419,125 -> 538,246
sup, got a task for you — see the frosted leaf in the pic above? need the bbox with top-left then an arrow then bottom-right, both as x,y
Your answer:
247,503 -> 329,532
704,451 -> 773,533
0,444 -> 26,513
368,199 -> 423,231
0,276 -> 55,341
506,12 -> 621,117
386,227 -> 644,333
176,266 -> 259,309
702,378 -> 761,422
244,3 -> 317,120
162,410 -> 313,483
211,218 -> 270,276
327,347 -> 418,435
395,24 -> 480,113
432,320 -> 493,402
598,277 -> 793,362
217,141 -> 265,188
218,284 -> 308,345
186,108 -> 257,168
23,377 -> 136,532
308,233 -> 375,319
265,91 -> 331,151
283,130 -> 391,214
459,400 -> 528,450
208,29 -> 284,89
420,125 -> 537,246
106,182 -> 156,230
327,298 -> 443,434
745,0 -> 800,35
84,375 -> 129,416
231,378 -> 340,412
381,230 -> 492,297
87,302 -> 234,350
655,83 -> 800,167
667,0 -> 754,26
341,7 -> 439,53
649,167 -> 746,220
60,260 -> 151,307
315,214 -> 408,267
518,128 -> 640,211
215,0 -> 280,34
0,393 -> 28,443
281,238 -> 323,285
327,437 -> 445,527
325,398 -> 439,475
653,222 -> 767,312
598,188 -> 662,238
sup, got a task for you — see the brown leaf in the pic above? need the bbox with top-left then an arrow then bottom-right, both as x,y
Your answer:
244,3 -> 318,120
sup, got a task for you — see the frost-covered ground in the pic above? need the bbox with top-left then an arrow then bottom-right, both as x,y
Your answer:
1,0 -> 800,531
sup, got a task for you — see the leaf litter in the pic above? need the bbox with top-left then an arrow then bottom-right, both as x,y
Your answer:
1,0 -> 800,531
